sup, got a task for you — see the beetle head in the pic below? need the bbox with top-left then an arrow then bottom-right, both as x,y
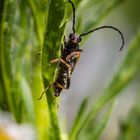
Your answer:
69,33 -> 82,44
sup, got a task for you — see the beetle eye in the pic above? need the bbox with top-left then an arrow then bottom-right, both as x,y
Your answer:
69,33 -> 73,39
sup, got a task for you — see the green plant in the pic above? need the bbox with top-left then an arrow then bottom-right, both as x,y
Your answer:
0,0 -> 140,140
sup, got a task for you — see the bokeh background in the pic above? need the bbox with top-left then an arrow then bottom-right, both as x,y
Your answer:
60,0 -> 140,139
0,0 -> 140,140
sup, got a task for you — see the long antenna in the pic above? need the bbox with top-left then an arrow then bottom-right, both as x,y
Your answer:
68,0 -> 76,34
80,26 -> 125,51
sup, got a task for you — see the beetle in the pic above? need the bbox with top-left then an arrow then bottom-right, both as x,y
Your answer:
38,0 -> 124,99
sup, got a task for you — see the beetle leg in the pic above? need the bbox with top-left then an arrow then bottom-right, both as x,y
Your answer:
38,85 -> 52,100
53,82 -> 64,97
50,58 -> 72,69
38,82 -> 66,99
54,82 -> 64,88
54,81 -> 70,90
66,51 -> 81,61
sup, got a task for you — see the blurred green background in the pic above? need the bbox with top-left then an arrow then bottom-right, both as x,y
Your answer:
0,0 -> 140,140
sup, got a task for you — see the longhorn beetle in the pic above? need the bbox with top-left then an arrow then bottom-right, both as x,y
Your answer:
38,0 -> 124,99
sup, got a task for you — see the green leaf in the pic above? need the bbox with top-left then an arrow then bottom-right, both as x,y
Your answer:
69,97 -> 89,140
27,0 -> 44,44
0,0 -> 7,110
76,0 -> 125,33
20,77 -> 35,123
0,0 -> 16,113
88,100 -> 115,140
70,29 -> 140,139
41,0 -> 66,140
117,90 -> 140,140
